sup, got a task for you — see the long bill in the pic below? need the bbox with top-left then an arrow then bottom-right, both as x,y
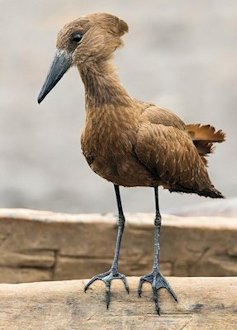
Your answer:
37,49 -> 72,104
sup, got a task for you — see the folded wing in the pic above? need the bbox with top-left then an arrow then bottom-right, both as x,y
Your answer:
135,122 -> 223,198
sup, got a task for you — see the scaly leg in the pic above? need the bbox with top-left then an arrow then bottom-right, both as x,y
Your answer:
84,184 -> 129,308
138,187 -> 178,315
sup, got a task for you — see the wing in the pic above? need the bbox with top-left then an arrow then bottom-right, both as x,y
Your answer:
138,102 -> 225,167
134,122 -> 213,193
139,103 -> 186,130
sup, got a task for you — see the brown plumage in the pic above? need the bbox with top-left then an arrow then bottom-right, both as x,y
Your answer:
186,124 -> 225,166
38,13 -> 225,315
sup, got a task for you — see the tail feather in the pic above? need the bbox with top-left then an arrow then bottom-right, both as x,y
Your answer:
186,124 -> 225,142
186,124 -> 225,166
200,186 -> 225,199
169,185 -> 224,199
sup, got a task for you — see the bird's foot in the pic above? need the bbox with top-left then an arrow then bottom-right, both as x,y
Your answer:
84,269 -> 129,309
138,271 -> 178,315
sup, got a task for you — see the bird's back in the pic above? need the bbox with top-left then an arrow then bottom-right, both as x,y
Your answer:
134,102 -> 225,198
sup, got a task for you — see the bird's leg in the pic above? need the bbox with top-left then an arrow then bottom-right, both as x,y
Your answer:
138,187 -> 178,315
84,184 -> 129,309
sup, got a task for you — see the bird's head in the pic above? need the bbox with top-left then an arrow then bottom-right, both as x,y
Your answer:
37,13 -> 128,103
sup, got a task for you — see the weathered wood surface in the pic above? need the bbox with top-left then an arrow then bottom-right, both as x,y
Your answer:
0,208 -> 236,283
0,277 -> 236,330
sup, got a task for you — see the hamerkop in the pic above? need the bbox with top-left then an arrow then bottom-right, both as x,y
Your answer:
38,13 -> 225,314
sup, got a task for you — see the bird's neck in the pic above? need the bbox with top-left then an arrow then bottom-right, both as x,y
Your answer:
78,60 -> 132,110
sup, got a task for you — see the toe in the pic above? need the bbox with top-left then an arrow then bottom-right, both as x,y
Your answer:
167,287 -> 178,302
105,281 -> 111,309
137,278 -> 145,297
152,287 -> 160,315
84,271 -> 129,309
159,275 -> 178,302
84,275 -> 99,292
121,275 -> 129,294
138,272 -> 178,315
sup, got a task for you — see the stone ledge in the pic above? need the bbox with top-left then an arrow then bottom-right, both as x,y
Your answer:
0,277 -> 236,329
0,208 -> 236,283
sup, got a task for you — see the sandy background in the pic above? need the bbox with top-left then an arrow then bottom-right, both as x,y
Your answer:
0,0 -> 236,214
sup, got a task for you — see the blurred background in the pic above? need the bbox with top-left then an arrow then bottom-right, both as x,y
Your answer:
0,0 -> 236,214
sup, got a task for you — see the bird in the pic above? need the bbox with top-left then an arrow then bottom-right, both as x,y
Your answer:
37,12 -> 225,315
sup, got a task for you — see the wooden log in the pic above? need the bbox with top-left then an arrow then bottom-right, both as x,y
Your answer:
0,277 -> 236,329
0,208 -> 236,283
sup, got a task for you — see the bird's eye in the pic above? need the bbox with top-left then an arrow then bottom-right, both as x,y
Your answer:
71,33 -> 83,44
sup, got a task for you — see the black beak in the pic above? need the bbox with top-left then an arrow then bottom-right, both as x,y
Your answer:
37,49 -> 72,104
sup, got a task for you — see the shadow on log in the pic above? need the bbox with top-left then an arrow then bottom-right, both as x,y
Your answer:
0,277 -> 236,329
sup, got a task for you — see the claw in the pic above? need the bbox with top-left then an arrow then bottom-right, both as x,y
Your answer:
121,274 -> 129,294
84,276 -> 98,292
138,272 -> 178,314
166,285 -> 178,302
84,270 -> 129,309
137,278 -> 145,297
105,281 -> 111,309
152,287 -> 160,315
84,271 -> 110,292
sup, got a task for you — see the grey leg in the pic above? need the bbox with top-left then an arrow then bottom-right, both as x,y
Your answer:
84,185 -> 129,309
138,187 -> 178,315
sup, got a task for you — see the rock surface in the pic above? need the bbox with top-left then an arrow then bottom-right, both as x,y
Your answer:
0,209 -> 236,283
0,277 -> 236,329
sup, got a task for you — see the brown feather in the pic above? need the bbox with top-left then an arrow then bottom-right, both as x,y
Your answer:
48,13 -> 226,199
186,124 -> 225,142
186,124 -> 225,166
